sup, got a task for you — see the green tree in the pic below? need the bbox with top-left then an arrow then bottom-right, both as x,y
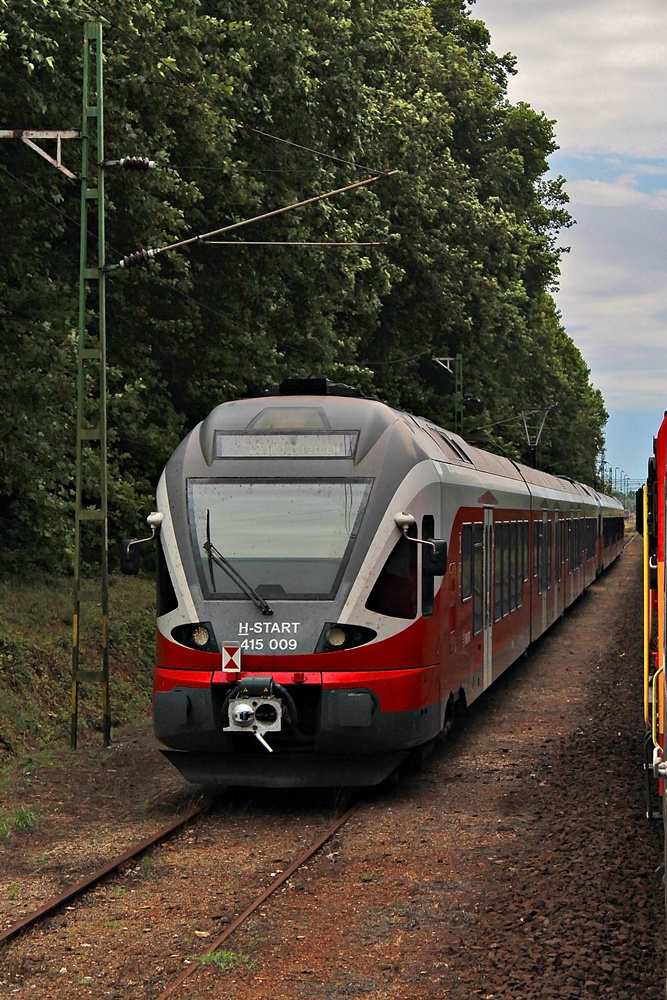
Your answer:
0,0 -> 608,571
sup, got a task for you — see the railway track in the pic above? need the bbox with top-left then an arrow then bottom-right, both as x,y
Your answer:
2,545 -> 662,999
0,799 -> 208,946
1,786 -> 361,997
156,800 -> 359,999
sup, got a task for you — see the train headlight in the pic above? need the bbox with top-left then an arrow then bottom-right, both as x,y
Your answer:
170,622 -> 219,653
315,623 -> 377,653
192,625 -> 210,647
326,627 -> 347,648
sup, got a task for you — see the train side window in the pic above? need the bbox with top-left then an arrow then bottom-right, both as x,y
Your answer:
494,521 -> 502,622
535,520 -> 543,594
461,523 -> 472,601
560,518 -> 565,574
522,521 -> 529,583
472,523 -> 483,636
510,521 -> 520,611
501,522 -> 510,617
568,517 -> 573,569
366,526 -> 418,619
517,521 -> 525,608
421,515 -> 435,617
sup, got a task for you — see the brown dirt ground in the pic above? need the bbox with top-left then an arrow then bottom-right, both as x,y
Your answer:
0,538 -> 663,999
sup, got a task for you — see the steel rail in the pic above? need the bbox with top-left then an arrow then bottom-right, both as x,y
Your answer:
0,799 -> 208,945
155,800 -> 360,999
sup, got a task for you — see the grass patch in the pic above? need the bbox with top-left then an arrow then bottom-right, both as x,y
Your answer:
195,949 -> 254,971
0,806 -> 38,838
139,855 -> 154,880
0,572 -> 156,757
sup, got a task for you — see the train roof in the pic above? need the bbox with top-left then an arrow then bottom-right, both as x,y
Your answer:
196,380 -> 621,509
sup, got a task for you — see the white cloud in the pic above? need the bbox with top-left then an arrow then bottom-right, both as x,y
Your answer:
563,172 -> 667,210
471,0 -> 667,157
468,1 -> 667,473
566,178 -> 644,208
555,202 -> 667,411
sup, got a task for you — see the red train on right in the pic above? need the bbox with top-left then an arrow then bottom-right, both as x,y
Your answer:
639,415 -> 667,819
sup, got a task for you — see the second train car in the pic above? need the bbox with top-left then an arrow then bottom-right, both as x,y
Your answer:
126,378 -> 625,786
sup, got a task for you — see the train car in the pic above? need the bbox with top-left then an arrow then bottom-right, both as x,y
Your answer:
124,378 -> 624,787
640,415 -> 667,817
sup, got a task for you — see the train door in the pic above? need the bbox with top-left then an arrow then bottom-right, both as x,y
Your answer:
554,511 -> 560,620
483,507 -> 493,688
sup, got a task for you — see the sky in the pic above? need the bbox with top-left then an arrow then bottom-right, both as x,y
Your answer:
469,0 -> 667,484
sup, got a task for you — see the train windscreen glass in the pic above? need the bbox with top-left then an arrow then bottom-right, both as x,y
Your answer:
188,479 -> 372,600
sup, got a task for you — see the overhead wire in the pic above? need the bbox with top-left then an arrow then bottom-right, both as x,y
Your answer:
363,349 -> 433,366
8,0 -> 398,354
144,172 -> 395,259
0,159 -> 432,367
0,162 -> 387,340
0,163 -> 245,327
70,0 -> 385,176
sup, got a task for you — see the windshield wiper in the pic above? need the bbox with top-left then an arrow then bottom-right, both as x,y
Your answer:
204,510 -> 274,617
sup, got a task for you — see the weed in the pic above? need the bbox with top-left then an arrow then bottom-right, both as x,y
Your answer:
140,855 -> 154,880
0,807 -> 37,838
14,807 -> 37,831
195,949 -> 254,971
7,883 -> 20,900
22,749 -> 58,772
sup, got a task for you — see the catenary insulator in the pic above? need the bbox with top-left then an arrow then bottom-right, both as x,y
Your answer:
119,156 -> 156,171
119,248 -> 158,269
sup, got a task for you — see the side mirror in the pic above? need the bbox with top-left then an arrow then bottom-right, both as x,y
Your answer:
425,540 -> 448,576
119,511 -> 164,575
120,539 -> 140,575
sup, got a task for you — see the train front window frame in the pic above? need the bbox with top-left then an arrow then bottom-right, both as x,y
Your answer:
366,524 -> 418,620
188,477 -> 372,601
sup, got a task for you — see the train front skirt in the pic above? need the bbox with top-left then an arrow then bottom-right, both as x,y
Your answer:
161,748 -> 410,787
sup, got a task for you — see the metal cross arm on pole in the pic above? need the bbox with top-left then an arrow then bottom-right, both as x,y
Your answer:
0,130 -> 81,179
431,354 -> 464,435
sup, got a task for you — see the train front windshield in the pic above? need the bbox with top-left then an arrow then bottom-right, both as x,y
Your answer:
188,479 -> 371,601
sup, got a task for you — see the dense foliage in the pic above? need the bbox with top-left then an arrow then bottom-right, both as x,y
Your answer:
0,0 -> 607,571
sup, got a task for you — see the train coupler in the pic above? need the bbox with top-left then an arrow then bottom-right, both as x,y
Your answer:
221,676 -> 300,753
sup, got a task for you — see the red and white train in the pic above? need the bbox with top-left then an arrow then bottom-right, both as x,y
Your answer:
127,378 -> 624,786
